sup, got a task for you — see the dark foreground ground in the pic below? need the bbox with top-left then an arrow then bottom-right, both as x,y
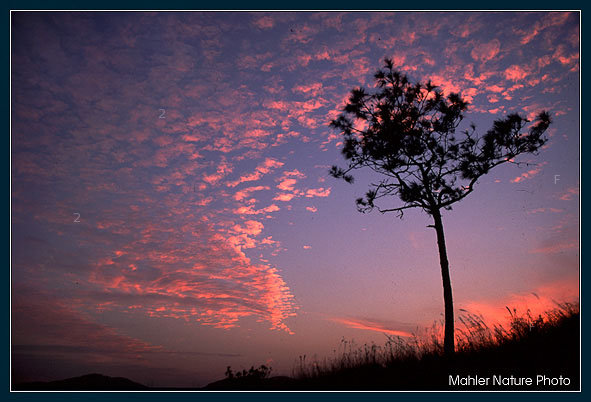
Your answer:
14,310 -> 579,391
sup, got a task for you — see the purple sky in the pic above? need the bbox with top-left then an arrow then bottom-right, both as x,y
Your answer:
11,11 -> 579,387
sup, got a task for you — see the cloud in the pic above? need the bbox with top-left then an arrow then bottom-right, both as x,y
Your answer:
282,169 -> 306,178
470,39 -> 501,62
504,64 -> 529,81
85,217 -> 296,331
292,82 -> 323,97
559,187 -> 579,201
273,193 -> 296,202
517,12 -> 573,45
227,158 -> 284,188
12,294 -> 162,363
232,220 -> 264,236
511,163 -> 546,183
553,45 -> 579,66
330,317 -> 413,337
233,203 -> 281,215
429,73 -> 462,95
284,23 -> 319,44
203,160 -> 233,185
252,15 -> 275,30
485,84 -> 504,93
234,185 -> 270,201
270,169 -> 308,202
277,178 -> 298,192
305,188 -> 331,198
528,207 -> 564,214
530,241 -> 578,255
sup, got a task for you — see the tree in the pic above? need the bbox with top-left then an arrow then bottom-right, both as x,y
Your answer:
329,58 -> 551,356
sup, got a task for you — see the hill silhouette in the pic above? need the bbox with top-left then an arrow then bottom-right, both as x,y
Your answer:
14,373 -> 149,391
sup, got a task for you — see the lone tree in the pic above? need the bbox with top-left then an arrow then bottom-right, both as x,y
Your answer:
329,58 -> 551,356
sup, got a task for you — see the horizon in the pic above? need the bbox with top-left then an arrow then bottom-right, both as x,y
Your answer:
11,11 -> 579,388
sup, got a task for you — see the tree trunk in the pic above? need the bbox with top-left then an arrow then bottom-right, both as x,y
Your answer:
432,207 -> 455,356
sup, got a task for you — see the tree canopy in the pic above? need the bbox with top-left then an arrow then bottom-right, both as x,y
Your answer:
330,58 -> 551,217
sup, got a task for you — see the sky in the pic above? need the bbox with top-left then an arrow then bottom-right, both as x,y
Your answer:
11,11 -> 579,387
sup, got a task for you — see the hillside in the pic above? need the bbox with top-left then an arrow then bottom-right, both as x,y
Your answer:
14,373 -> 148,391
207,305 -> 580,391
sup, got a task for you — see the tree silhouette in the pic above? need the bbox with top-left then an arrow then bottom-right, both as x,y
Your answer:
329,58 -> 551,356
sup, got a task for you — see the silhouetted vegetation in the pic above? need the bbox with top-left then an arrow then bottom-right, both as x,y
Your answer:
201,303 -> 577,390
330,58 -> 552,355
225,365 -> 272,380
289,303 -> 578,390
205,364 -> 299,390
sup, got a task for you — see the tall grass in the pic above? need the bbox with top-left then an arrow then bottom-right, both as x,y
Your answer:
293,302 -> 579,382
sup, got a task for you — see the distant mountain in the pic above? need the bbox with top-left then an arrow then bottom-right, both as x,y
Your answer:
14,373 -> 149,391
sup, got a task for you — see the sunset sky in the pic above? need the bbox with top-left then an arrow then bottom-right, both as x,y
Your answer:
11,11 -> 579,387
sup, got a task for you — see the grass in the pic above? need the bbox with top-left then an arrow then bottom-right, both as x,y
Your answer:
210,302 -> 579,390
289,302 -> 579,390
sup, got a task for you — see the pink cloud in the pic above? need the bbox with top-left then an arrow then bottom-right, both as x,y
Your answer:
553,45 -> 579,67
292,82 -> 323,97
270,169 -> 308,202
227,227 -> 264,251
232,220 -> 264,236
285,24 -> 319,44
305,187 -> 331,198
277,178 -> 297,192
530,241 -> 578,255
429,74 -> 461,95
559,187 -> 579,201
203,160 -> 233,185
263,204 -> 280,213
227,158 -> 284,187
273,193 -> 296,202
518,12 -> 573,45
234,203 -> 281,215
283,169 -> 306,178
252,15 -> 275,30
470,39 -> 501,62
487,84 -> 504,93
504,64 -> 529,81
528,207 -> 564,214
86,216 -> 295,332
234,185 -> 270,201
511,163 -> 546,183
260,236 -> 277,246
331,317 -> 413,337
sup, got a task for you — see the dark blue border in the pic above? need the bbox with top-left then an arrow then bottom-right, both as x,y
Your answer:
6,3 -> 586,401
